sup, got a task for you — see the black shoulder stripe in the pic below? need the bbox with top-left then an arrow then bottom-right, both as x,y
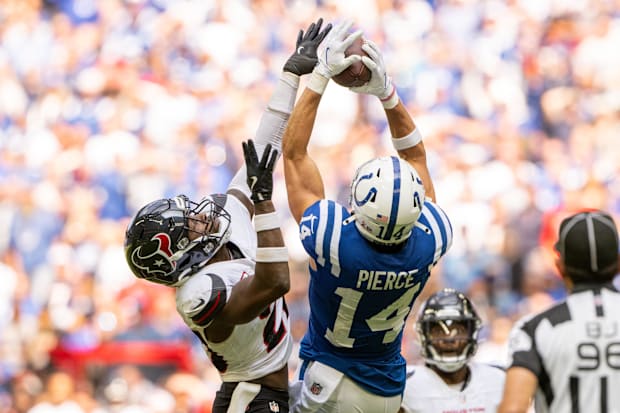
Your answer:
522,301 -> 571,335
191,274 -> 227,326
546,301 -> 571,326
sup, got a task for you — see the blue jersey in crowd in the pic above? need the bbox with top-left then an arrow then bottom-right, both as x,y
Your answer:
298,199 -> 452,396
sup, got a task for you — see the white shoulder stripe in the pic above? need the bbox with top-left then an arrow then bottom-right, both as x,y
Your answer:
421,207 -> 442,263
315,200 -> 329,266
434,203 -> 453,251
329,205 -> 342,277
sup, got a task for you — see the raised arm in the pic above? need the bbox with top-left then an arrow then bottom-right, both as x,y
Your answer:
216,141 -> 289,325
350,39 -> 436,201
385,101 -> 435,202
282,20 -> 363,222
281,87 -> 325,223
226,18 -> 332,214
498,367 -> 537,413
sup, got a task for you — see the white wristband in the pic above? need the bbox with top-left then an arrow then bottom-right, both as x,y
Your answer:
307,71 -> 329,95
381,90 -> 399,109
256,247 -> 289,263
392,128 -> 423,150
254,212 -> 280,232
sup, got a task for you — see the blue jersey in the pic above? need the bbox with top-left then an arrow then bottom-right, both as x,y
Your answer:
298,199 -> 452,396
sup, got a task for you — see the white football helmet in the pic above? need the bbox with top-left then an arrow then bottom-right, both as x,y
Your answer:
349,156 -> 425,246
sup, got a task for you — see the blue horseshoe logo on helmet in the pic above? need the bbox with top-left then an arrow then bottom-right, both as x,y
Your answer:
353,172 -> 377,207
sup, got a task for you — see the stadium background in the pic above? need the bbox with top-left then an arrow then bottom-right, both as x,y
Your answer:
1,0 -> 619,411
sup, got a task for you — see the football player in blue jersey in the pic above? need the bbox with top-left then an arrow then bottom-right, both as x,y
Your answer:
282,20 -> 453,413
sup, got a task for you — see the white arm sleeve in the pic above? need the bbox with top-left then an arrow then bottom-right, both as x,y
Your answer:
228,166 -> 251,199
228,72 -> 300,197
252,71 -> 299,154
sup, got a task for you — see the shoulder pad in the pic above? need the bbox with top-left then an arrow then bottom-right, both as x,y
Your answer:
185,273 -> 228,327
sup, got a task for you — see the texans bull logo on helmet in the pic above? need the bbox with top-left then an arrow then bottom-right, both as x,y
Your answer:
130,232 -> 177,276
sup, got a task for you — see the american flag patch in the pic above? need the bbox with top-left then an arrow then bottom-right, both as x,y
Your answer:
376,214 -> 389,224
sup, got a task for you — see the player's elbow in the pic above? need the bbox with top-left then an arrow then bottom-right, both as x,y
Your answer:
282,139 -> 292,158
497,401 -> 529,413
271,271 -> 290,296
281,147 -> 296,162
259,263 -> 290,297
282,140 -> 304,161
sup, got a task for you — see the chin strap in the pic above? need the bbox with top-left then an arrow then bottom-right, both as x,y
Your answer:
459,366 -> 471,392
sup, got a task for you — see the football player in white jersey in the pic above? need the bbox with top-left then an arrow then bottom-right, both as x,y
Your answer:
123,19 -> 332,413
400,289 -> 506,413
282,20 -> 452,413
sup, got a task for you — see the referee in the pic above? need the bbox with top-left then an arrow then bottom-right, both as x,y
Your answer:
499,210 -> 620,413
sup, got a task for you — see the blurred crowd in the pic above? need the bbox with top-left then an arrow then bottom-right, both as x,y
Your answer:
1,0 -> 620,411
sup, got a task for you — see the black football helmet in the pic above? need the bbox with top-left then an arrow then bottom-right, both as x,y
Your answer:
124,195 -> 231,286
416,288 -> 481,372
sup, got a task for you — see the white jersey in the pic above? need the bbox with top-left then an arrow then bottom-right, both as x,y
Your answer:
507,283 -> 620,413
401,363 -> 505,413
175,194 -> 292,382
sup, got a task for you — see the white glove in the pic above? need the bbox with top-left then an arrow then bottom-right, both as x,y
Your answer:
349,39 -> 395,102
314,20 -> 363,79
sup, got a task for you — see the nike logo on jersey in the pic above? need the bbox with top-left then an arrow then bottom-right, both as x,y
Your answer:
192,298 -> 207,311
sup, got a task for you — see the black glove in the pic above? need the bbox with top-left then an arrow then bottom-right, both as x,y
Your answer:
242,140 -> 278,203
283,17 -> 333,76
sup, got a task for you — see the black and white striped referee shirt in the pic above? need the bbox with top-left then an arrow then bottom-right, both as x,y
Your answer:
507,283 -> 620,413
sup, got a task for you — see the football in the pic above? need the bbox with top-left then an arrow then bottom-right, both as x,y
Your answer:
332,36 -> 372,88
